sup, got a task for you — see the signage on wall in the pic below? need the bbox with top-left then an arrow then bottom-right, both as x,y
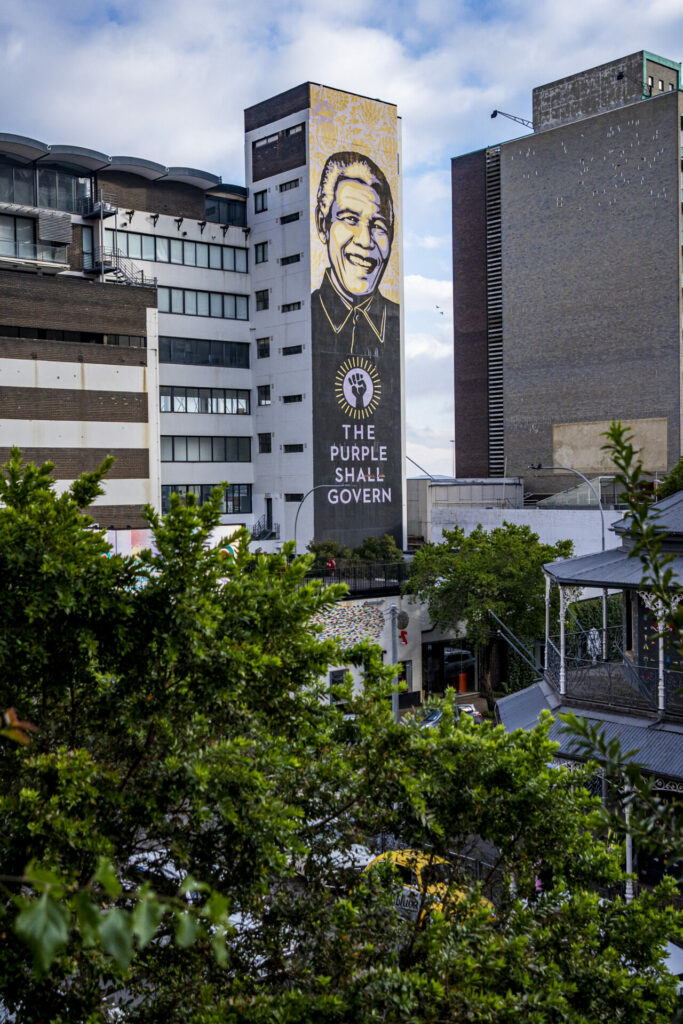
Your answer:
309,86 -> 403,547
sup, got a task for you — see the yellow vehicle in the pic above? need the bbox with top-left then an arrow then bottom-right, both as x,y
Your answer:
365,849 -> 494,922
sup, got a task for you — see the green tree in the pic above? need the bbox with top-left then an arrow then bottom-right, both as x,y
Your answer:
654,454 -> 683,500
0,450 -> 679,1023
403,523 -> 572,707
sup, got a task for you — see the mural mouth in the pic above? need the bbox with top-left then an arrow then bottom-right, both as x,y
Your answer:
346,253 -> 377,271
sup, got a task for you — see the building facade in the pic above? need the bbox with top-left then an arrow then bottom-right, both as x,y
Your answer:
0,83 -> 405,547
452,51 -> 683,498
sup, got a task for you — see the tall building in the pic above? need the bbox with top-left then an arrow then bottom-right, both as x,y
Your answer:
0,83 -> 405,547
451,51 -> 683,498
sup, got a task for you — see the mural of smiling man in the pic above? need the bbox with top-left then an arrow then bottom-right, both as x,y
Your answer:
309,87 -> 403,548
312,151 -> 399,360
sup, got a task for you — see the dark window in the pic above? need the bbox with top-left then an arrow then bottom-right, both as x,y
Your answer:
37,164 -> 92,213
257,337 -> 270,359
204,195 -> 247,226
255,289 -> 269,311
258,433 -> 272,454
254,190 -> 268,213
161,483 -> 251,515
280,212 -> 300,224
255,241 -> 268,264
257,385 -> 271,406
283,443 -> 304,453
159,386 -> 249,414
282,344 -> 302,356
281,253 -> 300,266
0,158 -> 35,205
281,301 -> 302,312
160,436 -> 250,463
282,394 -> 302,404
159,336 -> 249,369
279,178 -> 299,192
285,493 -> 304,502
157,287 -> 248,320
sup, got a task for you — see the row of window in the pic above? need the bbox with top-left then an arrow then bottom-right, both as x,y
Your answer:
161,483 -> 251,514
160,435 -> 251,463
0,158 -> 92,213
0,325 -> 146,347
254,291 -> 302,313
158,287 -> 248,320
256,339 -> 303,359
647,75 -> 676,92
0,214 -> 66,264
102,228 -> 248,272
255,386 -> 304,406
204,196 -> 247,227
159,336 -> 249,368
160,386 -> 250,415
254,244 -> 301,267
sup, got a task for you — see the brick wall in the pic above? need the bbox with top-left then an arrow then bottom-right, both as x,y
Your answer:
0,448 -> 149,478
0,387 -> 147,422
97,170 -> 206,219
0,336 -> 147,366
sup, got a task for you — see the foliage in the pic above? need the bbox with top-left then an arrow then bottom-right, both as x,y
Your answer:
306,533 -> 404,570
653,454 -> 683,501
0,448 -> 679,1023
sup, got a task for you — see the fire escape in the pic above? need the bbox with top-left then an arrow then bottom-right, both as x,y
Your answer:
81,190 -> 157,289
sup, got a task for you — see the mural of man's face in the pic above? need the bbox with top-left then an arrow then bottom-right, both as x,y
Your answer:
324,178 -> 391,300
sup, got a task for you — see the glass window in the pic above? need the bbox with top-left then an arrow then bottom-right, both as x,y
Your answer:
199,389 -> 211,414
209,245 -> 222,270
184,241 -> 196,266
224,294 -> 236,320
160,436 -> 173,461
174,436 -> 188,462
236,295 -> 248,320
255,242 -> 268,264
197,291 -> 209,317
158,287 -> 170,313
14,165 -> 33,205
258,433 -> 272,454
282,344 -> 302,356
254,190 -> 267,213
0,216 -> 15,257
212,391 -> 225,414
142,235 -> 155,261
196,242 -> 208,267
171,289 -> 184,314
223,247 -> 235,272
170,239 -> 183,264
283,394 -> 303,403
258,385 -> 271,406
235,248 -> 247,273
283,444 -> 304,453
184,290 -> 197,316
210,292 -> 222,318
104,228 -> 115,251
127,234 -> 142,259
257,338 -> 270,359
115,232 -> 128,257
285,493 -> 304,502
199,436 -> 212,461
156,236 -> 169,262
282,302 -> 302,312
279,179 -> 299,192
173,391 -> 187,413
187,436 -> 200,462
280,212 -> 300,224
255,290 -> 269,311
186,388 -> 199,413
160,386 -> 172,413
212,437 -> 226,461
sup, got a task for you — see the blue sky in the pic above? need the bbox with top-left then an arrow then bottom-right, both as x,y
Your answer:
2,0 -> 683,473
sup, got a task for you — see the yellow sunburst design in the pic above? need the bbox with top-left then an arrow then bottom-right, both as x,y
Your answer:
334,357 -> 382,420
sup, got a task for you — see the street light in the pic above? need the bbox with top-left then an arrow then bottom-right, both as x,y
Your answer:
293,484 -> 338,554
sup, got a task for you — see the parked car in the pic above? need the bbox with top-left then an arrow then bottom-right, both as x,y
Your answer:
418,704 -> 484,729
364,848 -> 494,921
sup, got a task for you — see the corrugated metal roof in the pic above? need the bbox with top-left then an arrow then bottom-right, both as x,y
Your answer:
614,490 -> 683,536
544,547 -> 683,588
497,682 -> 683,781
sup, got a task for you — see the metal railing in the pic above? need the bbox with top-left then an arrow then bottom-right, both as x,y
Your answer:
0,241 -> 68,265
305,561 -> 408,596
250,515 -> 280,541
86,246 -> 157,288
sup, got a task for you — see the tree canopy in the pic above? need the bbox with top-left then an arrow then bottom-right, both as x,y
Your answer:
0,450 -> 679,1023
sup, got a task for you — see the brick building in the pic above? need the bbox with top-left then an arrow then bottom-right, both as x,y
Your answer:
451,51 -> 683,498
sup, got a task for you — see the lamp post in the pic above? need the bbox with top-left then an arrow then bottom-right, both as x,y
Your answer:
293,484 -> 338,554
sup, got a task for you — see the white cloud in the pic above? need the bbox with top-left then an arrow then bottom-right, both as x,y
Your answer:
404,275 -> 452,315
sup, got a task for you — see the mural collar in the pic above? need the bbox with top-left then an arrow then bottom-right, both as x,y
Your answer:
318,269 -> 387,352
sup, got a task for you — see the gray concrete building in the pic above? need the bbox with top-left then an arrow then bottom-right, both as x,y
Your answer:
452,51 -> 683,498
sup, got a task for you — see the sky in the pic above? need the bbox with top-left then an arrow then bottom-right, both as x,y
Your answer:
2,0 -> 683,475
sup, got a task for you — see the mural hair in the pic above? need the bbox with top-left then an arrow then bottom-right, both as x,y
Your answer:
315,151 -> 394,241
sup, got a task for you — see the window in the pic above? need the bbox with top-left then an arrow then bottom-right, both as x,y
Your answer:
658,79 -> 664,91
279,179 -> 299,192
284,124 -> 302,137
37,165 -> 92,213
280,212 -> 300,224
204,195 -> 247,227
282,393 -> 302,404
161,483 -> 251,515
669,83 -> 676,91
159,336 -> 249,368
647,75 -> 654,87
282,344 -> 302,356
281,301 -> 302,312
257,385 -> 271,406
103,229 -> 247,272
161,436 -> 251,463
255,241 -> 268,264
257,337 -> 270,359
258,433 -> 272,454
254,190 -> 268,213
159,386 -> 250,414
255,289 -> 269,311
0,215 -> 35,259
283,443 -> 304,453
281,253 -> 300,266
157,287 -> 248,320
0,158 -> 35,205
285,493 -> 304,502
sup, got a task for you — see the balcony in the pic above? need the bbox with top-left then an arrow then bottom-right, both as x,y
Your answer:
0,241 -> 68,274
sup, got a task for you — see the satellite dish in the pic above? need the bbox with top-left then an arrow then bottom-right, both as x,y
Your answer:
397,610 -> 409,630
